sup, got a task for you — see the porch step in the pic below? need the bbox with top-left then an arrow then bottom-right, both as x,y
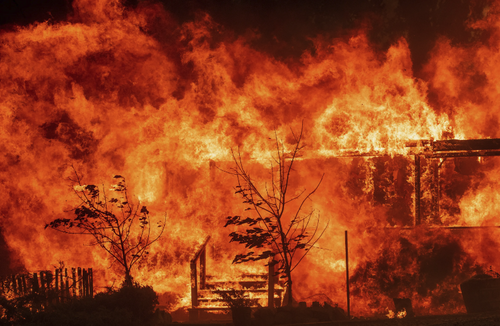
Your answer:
204,273 -> 274,288
188,237 -> 282,322
199,289 -> 282,295
204,281 -> 267,289
206,273 -> 268,280
197,289 -> 281,303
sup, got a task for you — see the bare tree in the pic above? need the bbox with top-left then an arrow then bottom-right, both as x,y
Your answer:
224,125 -> 327,306
46,168 -> 166,287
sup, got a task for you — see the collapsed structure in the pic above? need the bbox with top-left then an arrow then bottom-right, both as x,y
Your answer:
408,139 -> 500,227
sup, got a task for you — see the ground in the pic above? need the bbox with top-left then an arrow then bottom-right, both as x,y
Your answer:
181,312 -> 500,326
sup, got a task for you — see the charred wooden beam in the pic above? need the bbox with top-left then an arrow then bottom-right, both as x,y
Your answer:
16,275 -> 22,295
190,261 -> 198,308
199,248 -> 206,290
190,235 -> 211,264
432,139 -> 500,152
65,268 -> 69,299
431,159 -> 440,221
89,268 -> 93,298
424,150 -> 500,158
55,269 -> 59,302
12,274 -> 17,294
78,267 -> 82,297
312,138 -> 500,159
32,273 -> 39,293
405,140 -> 432,148
190,235 -> 210,311
22,275 -> 26,295
414,155 -> 421,226
406,139 -> 500,157
83,268 -> 87,297
72,268 -> 76,297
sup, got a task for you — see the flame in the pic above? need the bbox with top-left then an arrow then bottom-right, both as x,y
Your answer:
386,308 -> 406,319
3,0 -> 500,318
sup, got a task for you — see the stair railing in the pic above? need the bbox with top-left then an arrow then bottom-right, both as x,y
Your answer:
268,255 -> 277,308
190,235 -> 211,308
190,237 -> 281,311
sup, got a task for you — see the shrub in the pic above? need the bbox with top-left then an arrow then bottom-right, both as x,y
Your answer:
4,284 -> 161,326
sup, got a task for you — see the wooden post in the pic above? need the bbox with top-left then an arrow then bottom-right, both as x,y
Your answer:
40,272 -> 47,308
432,159 -> 440,221
60,269 -> 65,302
17,275 -> 23,295
82,269 -> 86,297
12,275 -> 17,295
55,269 -> 59,303
77,267 -> 82,297
189,260 -> 199,323
55,269 -> 59,292
72,268 -> 76,298
200,248 -> 206,290
65,268 -> 69,299
22,275 -> 27,296
189,236 -> 210,323
89,268 -> 93,298
268,258 -> 275,309
84,269 -> 89,297
32,273 -> 40,311
190,261 -> 198,307
47,270 -> 51,290
345,230 -> 350,318
32,273 -> 39,293
40,271 -> 45,293
414,155 -> 421,226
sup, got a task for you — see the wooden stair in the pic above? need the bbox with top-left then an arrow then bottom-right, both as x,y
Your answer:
188,236 -> 283,321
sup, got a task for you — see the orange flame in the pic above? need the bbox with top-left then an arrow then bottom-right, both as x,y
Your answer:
2,0 -> 500,317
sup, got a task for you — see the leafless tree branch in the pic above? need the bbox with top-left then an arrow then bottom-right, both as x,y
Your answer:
223,123 -> 327,306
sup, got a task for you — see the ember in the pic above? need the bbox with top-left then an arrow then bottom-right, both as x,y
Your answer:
2,0 -> 500,321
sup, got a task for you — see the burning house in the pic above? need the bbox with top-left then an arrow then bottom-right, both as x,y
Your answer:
2,0 -> 500,321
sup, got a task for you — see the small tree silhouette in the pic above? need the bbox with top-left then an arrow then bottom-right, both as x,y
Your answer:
224,125 -> 327,306
46,168 -> 166,287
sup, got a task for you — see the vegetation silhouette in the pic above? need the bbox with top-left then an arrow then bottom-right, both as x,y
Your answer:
46,167 -> 166,287
223,125 -> 327,306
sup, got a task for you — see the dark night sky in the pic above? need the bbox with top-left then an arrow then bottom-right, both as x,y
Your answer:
0,0 -> 491,74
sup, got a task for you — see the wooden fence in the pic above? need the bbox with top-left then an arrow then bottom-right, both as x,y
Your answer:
1,267 -> 93,308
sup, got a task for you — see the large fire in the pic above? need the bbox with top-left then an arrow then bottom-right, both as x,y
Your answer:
1,0 -> 500,317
